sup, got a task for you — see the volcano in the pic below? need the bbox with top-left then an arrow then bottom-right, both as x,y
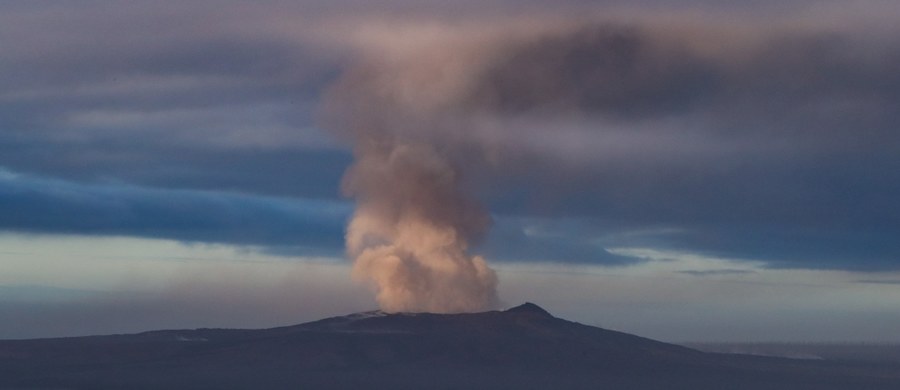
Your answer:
2,303 -> 899,389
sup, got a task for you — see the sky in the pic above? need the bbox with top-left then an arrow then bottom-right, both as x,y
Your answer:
1,0 -> 900,342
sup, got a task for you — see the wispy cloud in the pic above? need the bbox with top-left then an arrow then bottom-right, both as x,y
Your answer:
678,269 -> 757,276
855,280 -> 900,285
0,169 -> 350,253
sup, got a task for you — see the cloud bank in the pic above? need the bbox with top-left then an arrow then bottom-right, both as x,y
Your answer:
0,170 -> 348,254
0,2 -> 898,272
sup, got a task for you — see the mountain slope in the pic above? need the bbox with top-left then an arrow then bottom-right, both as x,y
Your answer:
1,303 -> 899,389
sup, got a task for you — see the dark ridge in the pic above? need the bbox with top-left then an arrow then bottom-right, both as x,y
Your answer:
2,303 -> 900,389
504,302 -> 554,317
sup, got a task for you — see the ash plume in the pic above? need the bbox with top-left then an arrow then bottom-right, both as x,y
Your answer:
323,36 -> 503,311
323,14 -> 900,309
341,143 -> 497,312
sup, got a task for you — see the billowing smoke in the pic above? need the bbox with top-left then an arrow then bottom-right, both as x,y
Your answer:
323,20 -> 727,312
324,15 -> 900,310
341,142 -> 497,312
323,31 -> 504,312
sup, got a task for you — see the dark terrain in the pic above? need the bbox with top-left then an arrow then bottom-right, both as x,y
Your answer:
2,303 -> 899,389
687,342 -> 900,363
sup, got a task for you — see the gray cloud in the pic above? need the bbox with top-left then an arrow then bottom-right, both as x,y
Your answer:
480,218 -> 640,265
677,269 -> 757,276
0,1 -> 349,200
0,170 -> 349,253
467,25 -> 716,118
855,280 -> 900,285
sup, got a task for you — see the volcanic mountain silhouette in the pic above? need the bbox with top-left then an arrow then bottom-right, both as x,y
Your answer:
2,303 -> 899,389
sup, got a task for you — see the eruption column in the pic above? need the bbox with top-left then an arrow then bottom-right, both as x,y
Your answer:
342,142 -> 498,313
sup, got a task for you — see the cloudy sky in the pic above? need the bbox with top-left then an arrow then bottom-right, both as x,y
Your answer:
2,0 -> 900,342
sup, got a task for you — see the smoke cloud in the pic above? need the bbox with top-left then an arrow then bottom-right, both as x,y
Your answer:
324,13 -> 900,309
325,31 -> 504,311
342,143 -> 498,312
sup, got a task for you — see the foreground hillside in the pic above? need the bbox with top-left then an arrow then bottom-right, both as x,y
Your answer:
2,303 -> 899,389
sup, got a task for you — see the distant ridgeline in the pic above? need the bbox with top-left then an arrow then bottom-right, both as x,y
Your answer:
1,304 -> 900,389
